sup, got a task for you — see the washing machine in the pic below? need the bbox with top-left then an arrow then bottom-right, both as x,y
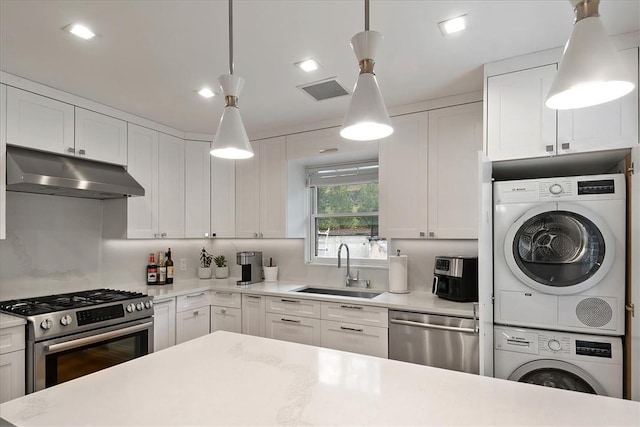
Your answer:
493,174 -> 625,335
494,326 -> 622,398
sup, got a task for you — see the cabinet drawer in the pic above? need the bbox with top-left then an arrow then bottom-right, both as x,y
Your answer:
175,307 -> 210,344
265,313 -> 321,346
265,296 -> 321,318
0,349 -> 25,403
321,320 -> 388,358
0,325 -> 25,355
210,291 -> 242,308
321,302 -> 388,327
176,291 -> 210,312
210,306 -> 242,334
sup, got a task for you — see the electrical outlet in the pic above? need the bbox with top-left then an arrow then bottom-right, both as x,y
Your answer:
180,258 -> 187,271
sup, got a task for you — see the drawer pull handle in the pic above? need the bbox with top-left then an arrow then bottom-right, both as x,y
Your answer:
186,293 -> 206,298
246,295 -> 261,299
216,292 -> 234,296
340,305 -> 363,310
281,318 -> 300,323
193,310 -> 199,316
340,326 -> 363,332
281,299 -> 300,303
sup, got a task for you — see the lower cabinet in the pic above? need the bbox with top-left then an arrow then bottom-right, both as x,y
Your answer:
242,294 -> 266,337
153,297 -> 176,352
176,291 -> 211,344
265,313 -> 321,346
210,306 -> 242,333
320,320 -> 388,358
0,324 -> 25,403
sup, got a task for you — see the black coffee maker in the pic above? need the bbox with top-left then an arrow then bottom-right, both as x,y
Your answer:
237,251 -> 263,285
432,256 -> 478,302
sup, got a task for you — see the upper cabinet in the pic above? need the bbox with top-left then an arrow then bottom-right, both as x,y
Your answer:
0,84 -> 6,240
6,87 -> 128,165
486,47 -> 639,161
157,133 -> 185,238
184,140 -> 211,239
211,154 -> 236,238
236,136 -> 287,238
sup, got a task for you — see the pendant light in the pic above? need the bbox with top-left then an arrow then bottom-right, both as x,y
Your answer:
340,0 -> 393,141
545,0 -> 636,110
210,0 -> 254,159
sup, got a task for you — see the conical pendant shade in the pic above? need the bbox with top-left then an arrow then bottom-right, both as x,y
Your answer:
210,74 -> 254,159
545,16 -> 635,109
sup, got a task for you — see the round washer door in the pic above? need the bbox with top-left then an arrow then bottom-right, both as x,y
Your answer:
509,359 -> 607,396
504,203 -> 615,295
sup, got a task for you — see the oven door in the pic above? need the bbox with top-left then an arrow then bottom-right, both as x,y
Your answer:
29,318 -> 153,393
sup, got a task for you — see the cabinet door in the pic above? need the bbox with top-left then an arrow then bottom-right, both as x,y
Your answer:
158,133 -> 185,238
558,48 -> 639,154
176,307 -> 210,344
320,320 -> 388,358
379,112 -> 428,238
259,136 -> 287,238
153,298 -> 176,352
235,141 -> 260,238
210,306 -> 242,333
0,350 -> 25,404
428,102 -> 483,239
0,84 -> 6,240
6,87 -> 74,155
74,107 -> 127,165
487,64 -> 557,160
185,140 -> 211,238
127,124 -> 159,238
211,154 -> 236,238
242,294 -> 266,337
265,313 -> 321,346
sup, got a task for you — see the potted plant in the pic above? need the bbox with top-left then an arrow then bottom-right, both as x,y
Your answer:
213,255 -> 229,279
199,248 -> 213,279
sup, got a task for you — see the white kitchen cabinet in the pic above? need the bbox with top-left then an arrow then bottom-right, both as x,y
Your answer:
6,86 -> 74,155
320,320 -> 388,358
265,296 -> 321,318
185,140 -> 211,238
158,133 -> 185,238
427,102 -> 483,239
320,302 -> 388,327
379,112 -> 429,239
0,84 -> 6,240
0,324 -> 25,403
74,107 -> 127,165
210,306 -> 242,333
242,294 -> 266,337
153,297 -> 176,352
265,312 -> 321,346
176,291 -> 210,344
210,154 -> 236,238
235,136 -> 287,238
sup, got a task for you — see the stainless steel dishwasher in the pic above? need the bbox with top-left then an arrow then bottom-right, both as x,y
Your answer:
388,308 -> 479,374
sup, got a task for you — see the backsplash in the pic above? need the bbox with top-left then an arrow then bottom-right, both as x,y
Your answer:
0,192 -> 478,299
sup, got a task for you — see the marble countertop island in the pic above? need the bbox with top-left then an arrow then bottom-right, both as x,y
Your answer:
1,331 -> 638,426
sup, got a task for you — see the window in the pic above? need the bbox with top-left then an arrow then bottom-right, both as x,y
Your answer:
307,160 -> 387,265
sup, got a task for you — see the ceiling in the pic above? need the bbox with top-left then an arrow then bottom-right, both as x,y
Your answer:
1,0 -> 639,139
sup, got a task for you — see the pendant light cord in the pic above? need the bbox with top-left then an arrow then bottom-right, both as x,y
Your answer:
228,0 -> 234,75
364,0 -> 369,31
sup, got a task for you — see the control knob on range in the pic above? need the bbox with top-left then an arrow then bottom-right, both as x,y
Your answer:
548,339 -> 562,351
60,315 -> 73,326
145,300 -> 153,309
136,302 -> 144,311
126,303 -> 135,313
549,183 -> 563,195
40,319 -> 53,330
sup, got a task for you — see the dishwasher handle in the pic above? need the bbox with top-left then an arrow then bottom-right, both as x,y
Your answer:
390,318 -> 478,335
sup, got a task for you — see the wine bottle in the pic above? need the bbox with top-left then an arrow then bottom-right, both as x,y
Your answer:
166,248 -> 174,284
158,251 -> 167,285
146,253 -> 157,285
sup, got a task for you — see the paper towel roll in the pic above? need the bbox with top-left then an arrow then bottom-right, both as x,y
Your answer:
389,255 -> 409,294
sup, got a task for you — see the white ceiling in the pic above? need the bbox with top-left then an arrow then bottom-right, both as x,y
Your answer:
1,0 -> 639,138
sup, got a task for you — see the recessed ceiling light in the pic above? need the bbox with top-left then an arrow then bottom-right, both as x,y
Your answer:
438,14 -> 469,36
295,59 -> 321,72
63,23 -> 96,40
197,88 -> 216,98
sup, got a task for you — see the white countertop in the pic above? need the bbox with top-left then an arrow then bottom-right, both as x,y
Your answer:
0,313 -> 26,329
142,278 -> 476,318
1,331 -> 638,426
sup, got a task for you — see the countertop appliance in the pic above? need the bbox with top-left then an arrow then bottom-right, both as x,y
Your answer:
494,325 -> 622,397
432,256 -> 478,302
493,174 -> 626,335
389,309 -> 479,374
0,289 -> 154,393
237,251 -> 263,285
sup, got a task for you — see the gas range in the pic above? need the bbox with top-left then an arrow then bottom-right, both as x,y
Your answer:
0,288 -> 154,341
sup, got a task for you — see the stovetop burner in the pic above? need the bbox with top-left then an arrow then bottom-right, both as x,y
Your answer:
0,288 -> 147,316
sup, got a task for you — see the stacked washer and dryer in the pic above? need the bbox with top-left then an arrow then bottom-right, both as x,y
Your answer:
492,174 -> 625,398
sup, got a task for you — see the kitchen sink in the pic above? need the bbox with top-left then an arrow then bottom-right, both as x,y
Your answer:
293,287 -> 382,299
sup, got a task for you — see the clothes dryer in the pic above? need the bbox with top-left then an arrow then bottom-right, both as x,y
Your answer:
494,326 -> 622,398
493,174 -> 625,335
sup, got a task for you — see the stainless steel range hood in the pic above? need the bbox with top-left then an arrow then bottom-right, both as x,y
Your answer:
6,146 -> 145,199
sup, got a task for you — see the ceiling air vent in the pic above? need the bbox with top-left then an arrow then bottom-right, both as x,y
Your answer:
298,77 -> 349,101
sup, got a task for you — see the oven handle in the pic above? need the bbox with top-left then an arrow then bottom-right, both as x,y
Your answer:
45,321 -> 153,353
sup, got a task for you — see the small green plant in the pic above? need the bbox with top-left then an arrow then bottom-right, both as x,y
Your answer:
200,248 -> 213,268
213,255 -> 227,268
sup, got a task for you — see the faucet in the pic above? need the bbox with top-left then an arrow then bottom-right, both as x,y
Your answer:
337,243 -> 370,288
